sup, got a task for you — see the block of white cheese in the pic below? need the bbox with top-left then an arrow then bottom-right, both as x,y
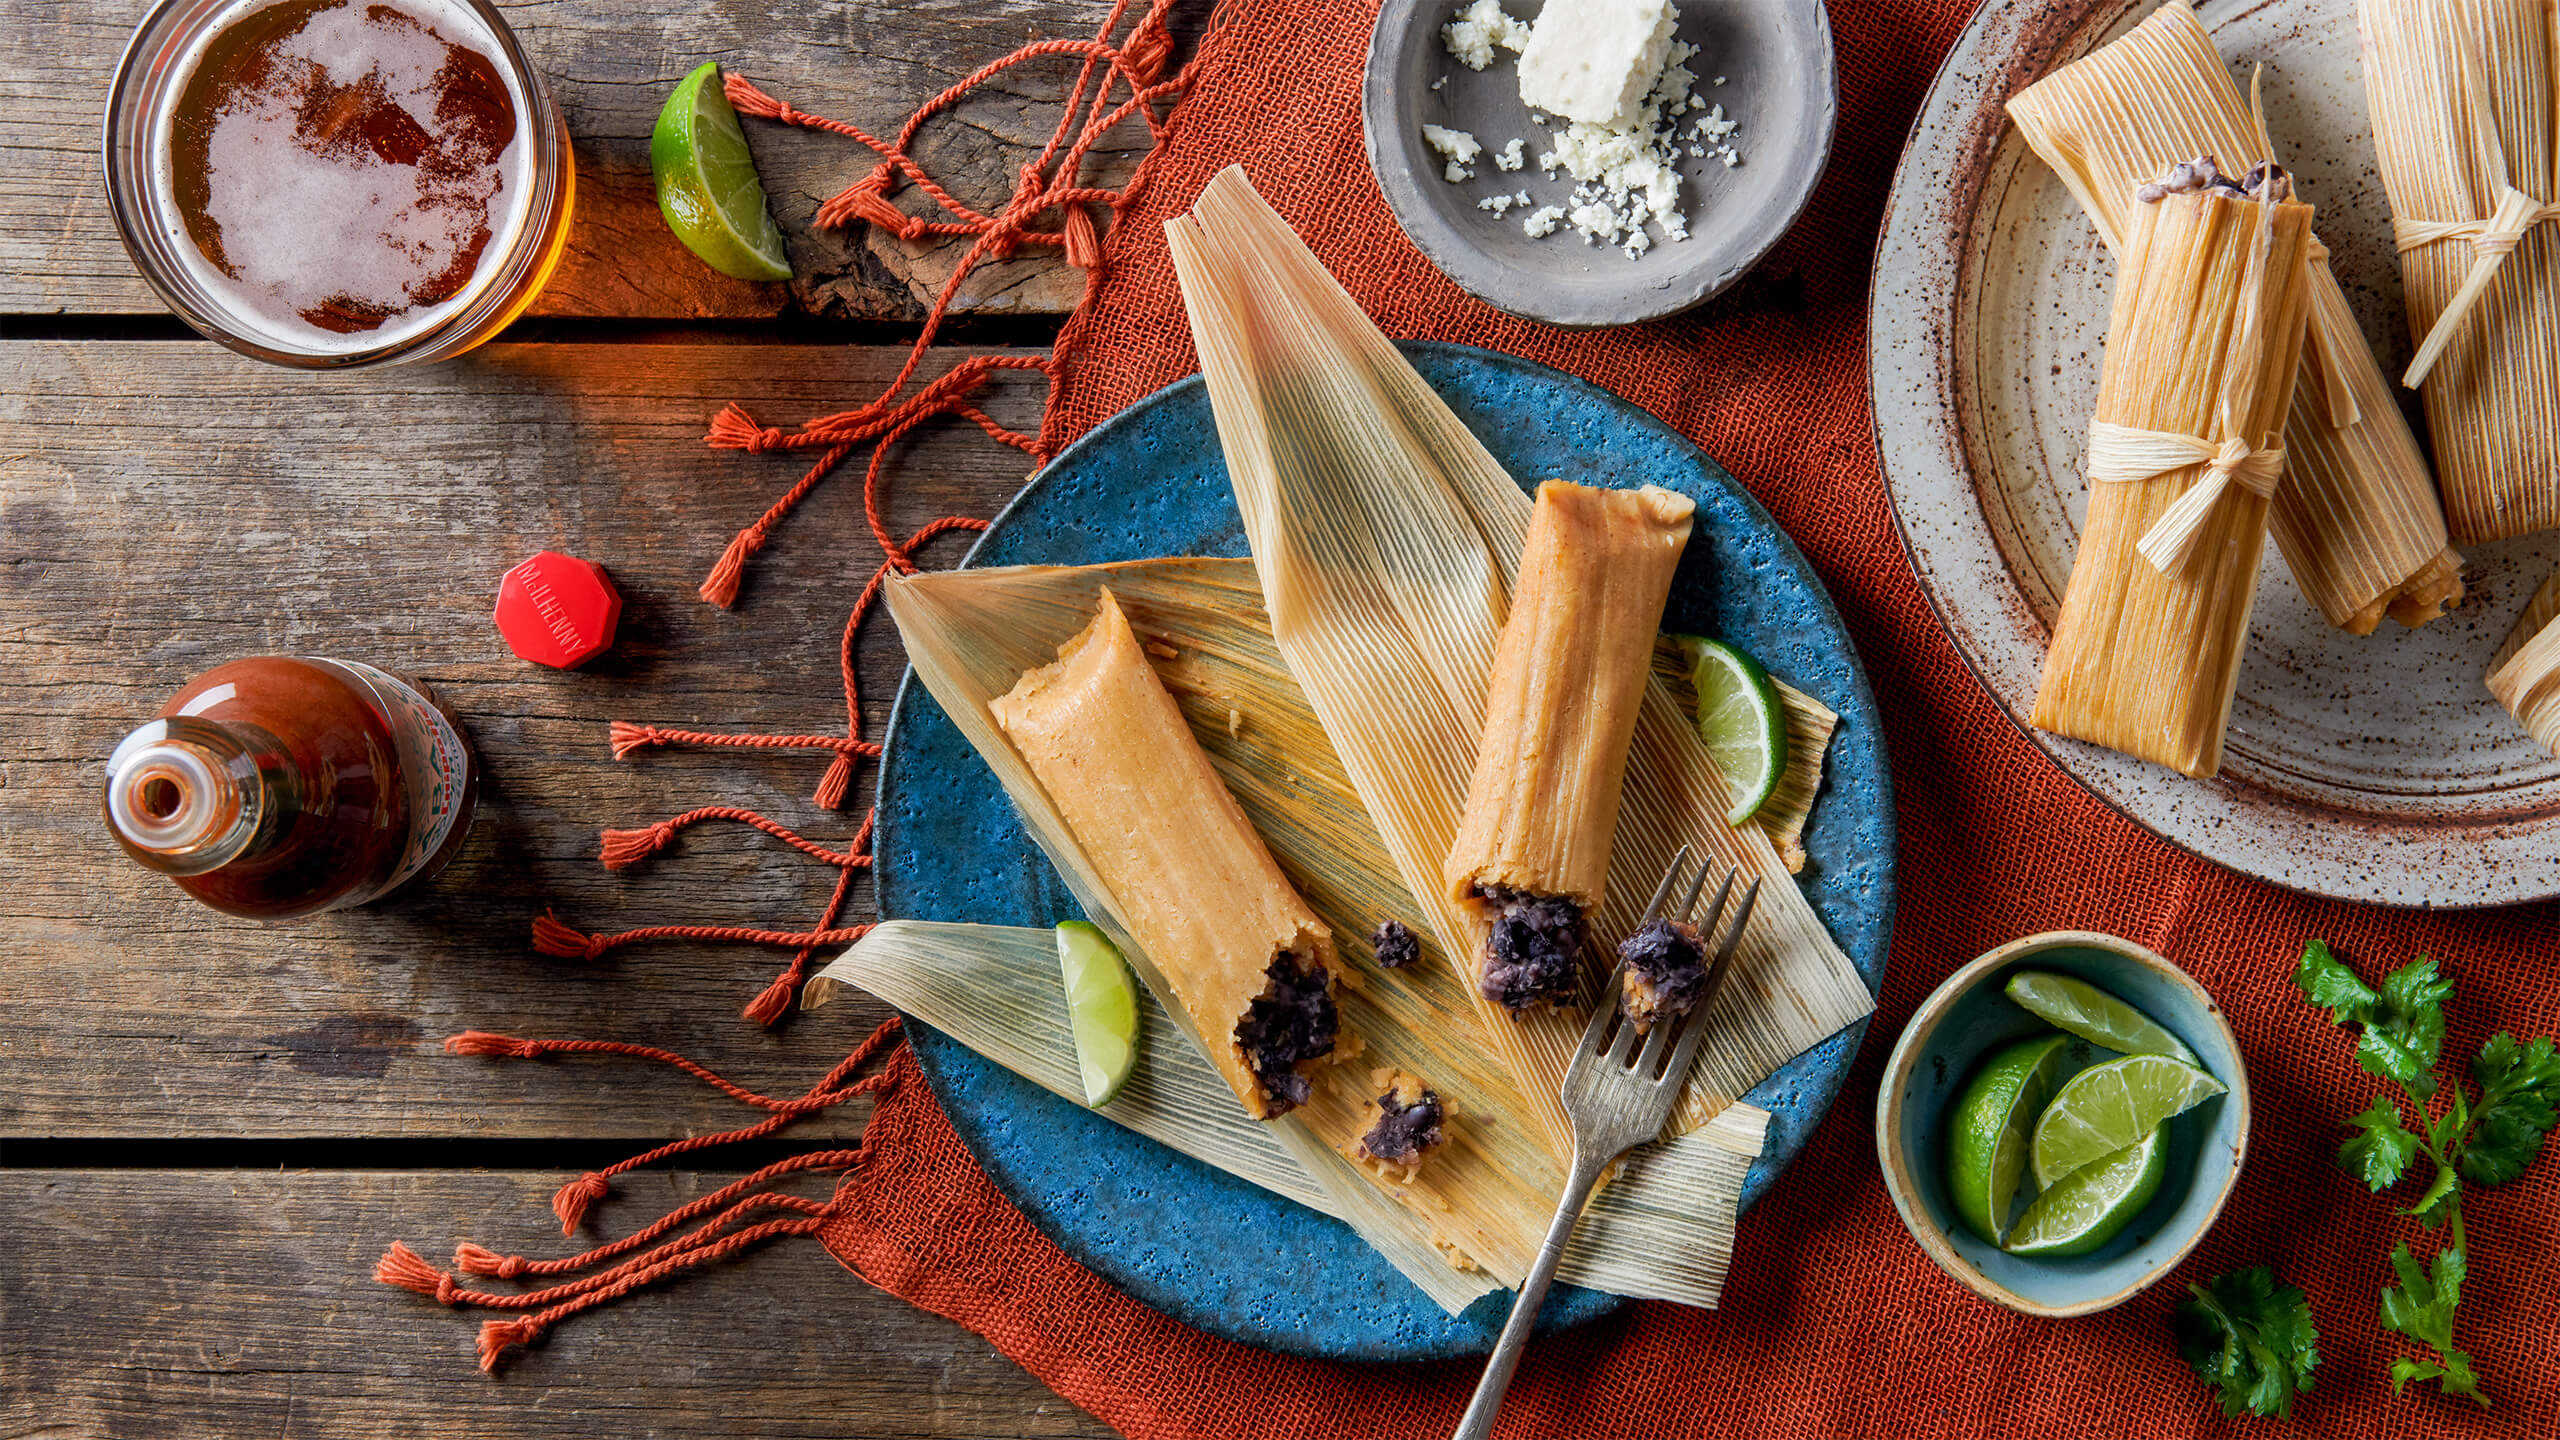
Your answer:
1515,0 -> 1678,130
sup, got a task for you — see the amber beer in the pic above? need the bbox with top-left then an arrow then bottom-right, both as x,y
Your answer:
105,0 -> 573,365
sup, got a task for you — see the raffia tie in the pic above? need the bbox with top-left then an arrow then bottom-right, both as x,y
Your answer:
2085,182 -> 2292,578
2393,184 -> 2560,388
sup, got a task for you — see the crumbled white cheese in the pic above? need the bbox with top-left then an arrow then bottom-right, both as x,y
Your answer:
1431,74 -> 1447,91
1494,138 -> 1526,171
1515,0 -> 1677,129
1422,123 -> 1483,182
1440,0 -> 1530,70
1522,205 -> 1566,237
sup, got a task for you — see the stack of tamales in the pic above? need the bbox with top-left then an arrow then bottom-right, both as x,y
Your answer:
2033,163 -> 2319,778
2362,0 -> 2560,544
2008,0 -> 2465,635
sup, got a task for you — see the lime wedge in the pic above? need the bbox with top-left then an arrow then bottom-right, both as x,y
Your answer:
651,61 -> 793,282
1671,635 -> 1788,824
2005,970 -> 2198,1064
1056,921 -> 1138,1107
1943,1033 -> 2071,1245
2031,1053 -> 2225,1188
2004,1128 -> 2167,1257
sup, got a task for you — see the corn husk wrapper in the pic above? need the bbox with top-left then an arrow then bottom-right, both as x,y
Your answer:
807,921 -> 1768,1308
2034,183 -> 2319,777
1164,166 -> 1875,1161
2362,0 -> 2560,544
874,557 -> 1809,1308
2489,570 -> 2560,751
2006,0 -> 2465,633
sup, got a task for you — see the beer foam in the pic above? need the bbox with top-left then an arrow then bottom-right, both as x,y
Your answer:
156,0 -> 533,354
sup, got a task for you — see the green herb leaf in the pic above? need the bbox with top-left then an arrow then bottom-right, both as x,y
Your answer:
2403,1160 -> 2459,1228
2296,939 -> 2378,1026
2356,958 -> 2450,1097
2340,1097 -> 2419,1191
2172,1267 -> 2319,1419
2379,1243 -> 2489,1407
2464,1034 -> 2560,1188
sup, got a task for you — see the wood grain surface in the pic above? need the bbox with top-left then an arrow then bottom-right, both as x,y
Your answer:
2,1170 -> 1118,1438
0,340 -> 1049,1139
8,0 -> 1188,321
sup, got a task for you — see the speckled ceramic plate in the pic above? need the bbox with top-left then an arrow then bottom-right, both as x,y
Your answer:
872,342 -> 1893,1361
1872,0 -> 2560,908
1361,0 -> 1835,326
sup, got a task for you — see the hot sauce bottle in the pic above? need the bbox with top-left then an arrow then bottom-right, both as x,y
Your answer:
101,657 -> 478,918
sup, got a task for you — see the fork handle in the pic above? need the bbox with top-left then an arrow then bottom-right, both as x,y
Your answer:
1450,1147 -> 1610,1440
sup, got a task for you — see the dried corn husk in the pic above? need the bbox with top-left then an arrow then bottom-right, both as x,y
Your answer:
806,921 -> 1767,1309
2362,0 -> 2560,543
2034,179 -> 2319,777
1164,166 -> 1874,1160
2007,0 -> 2465,632
876,557 -> 1805,1308
2489,570 -> 2560,750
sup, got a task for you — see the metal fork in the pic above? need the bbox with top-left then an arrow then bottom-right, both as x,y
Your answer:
1451,847 -> 1760,1440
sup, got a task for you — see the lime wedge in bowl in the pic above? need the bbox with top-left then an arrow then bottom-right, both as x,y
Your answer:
1055,920 -> 1139,1107
1943,1032 -> 2071,1245
2005,970 -> 2197,1063
651,61 -> 793,282
2004,1129 -> 2167,1257
1670,635 -> 1788,823
2031,1053 -> 2224,1188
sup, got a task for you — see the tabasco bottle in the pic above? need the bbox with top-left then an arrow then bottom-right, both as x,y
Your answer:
101,657 -> 479,918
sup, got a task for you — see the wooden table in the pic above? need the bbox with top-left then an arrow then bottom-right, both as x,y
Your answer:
1,3 -> 1182,1433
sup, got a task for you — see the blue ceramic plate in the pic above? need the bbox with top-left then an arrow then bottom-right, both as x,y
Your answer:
872,342 -> 1894,1361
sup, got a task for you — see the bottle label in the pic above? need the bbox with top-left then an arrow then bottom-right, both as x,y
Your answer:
326,659 -> 472,899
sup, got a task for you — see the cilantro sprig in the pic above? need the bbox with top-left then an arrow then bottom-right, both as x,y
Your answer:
2294,941 -> 2560,1409
2173,1267 -> 2319,1418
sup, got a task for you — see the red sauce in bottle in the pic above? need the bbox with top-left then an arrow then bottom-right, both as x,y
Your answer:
103,656 -> 478,918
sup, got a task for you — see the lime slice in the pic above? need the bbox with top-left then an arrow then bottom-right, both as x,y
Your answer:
2031,1053 -> 2225,1188
651,61 -> 793,282
2004,1128 -> 2167,1257
1671,635 -> 1788,824
1056,921 -> 1138,1107
1943,1033 -> 2072,1245
2005,970 -> 2198,1064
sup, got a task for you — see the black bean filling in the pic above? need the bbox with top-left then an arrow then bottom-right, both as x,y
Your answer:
1361,1087 -> 1445,1166
2136,155 -> 2291,205
1471,883 -> 1587,1011
1618,916 -> 1709,1029
1370,918 -> 1420,970
1233,952 -> 1336,1114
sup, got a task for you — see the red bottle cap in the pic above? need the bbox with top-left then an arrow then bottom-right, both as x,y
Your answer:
494,551 -> 622,669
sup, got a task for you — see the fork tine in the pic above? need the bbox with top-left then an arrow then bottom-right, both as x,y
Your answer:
1634,995 -> 1679,1076
1571,959 -> 1629,1065
1665,878 -> 1760,1084
1676,862 -> 1718,927
1634,846 -> 1690,928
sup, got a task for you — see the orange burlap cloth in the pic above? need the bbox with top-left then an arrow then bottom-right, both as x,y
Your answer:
813,0 -> 2560,1434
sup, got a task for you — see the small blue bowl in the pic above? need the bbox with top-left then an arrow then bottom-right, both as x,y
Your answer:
1875,931 -> 2249,1317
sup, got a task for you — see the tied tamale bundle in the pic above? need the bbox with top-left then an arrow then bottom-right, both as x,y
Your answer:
990,589 -> 1342,1121
1444,480 -> 1696,1012
2033,161 -> 2319,777
2362,0 -> 2560,543
2489,571 -> 2560,752
2007,0 -> 2465,633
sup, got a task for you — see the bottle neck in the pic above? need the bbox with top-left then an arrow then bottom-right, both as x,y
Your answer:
103,716 -> 297,876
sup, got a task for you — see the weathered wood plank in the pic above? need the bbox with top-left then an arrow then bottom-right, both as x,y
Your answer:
0,1169 -> 1119,1439
0,339 -> 1052,1138
11,0 -> 1191,320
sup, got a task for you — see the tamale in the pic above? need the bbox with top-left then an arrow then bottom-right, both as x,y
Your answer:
2007,0 -> 2464,632
1352,1068 -> 1447,1176
2362,0 -> 2560,543
1443,480 -> 1697,1012
2032,162 -> 2319,777
990,589 -> 1340,1121
2489,570 -> 2560,752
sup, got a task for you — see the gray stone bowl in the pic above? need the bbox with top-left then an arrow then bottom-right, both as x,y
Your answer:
1361,0 -> 1836,327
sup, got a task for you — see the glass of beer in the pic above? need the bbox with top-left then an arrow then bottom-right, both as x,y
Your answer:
104,0 -> 575,367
